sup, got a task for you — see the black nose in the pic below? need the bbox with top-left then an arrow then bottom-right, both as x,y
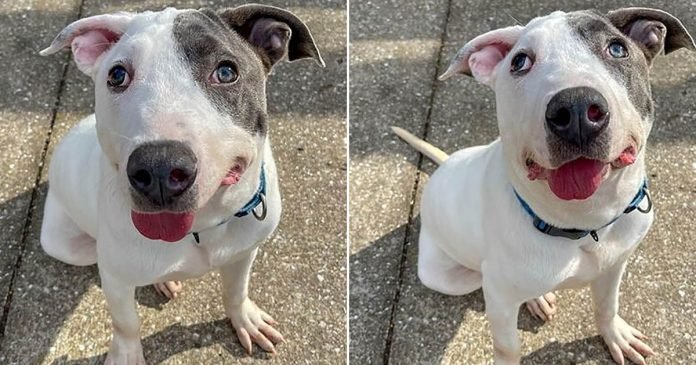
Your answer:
127,141 -> 197,207
545,87 -> 610,148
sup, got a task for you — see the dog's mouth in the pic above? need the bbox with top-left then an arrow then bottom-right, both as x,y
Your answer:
526,145 -> 637,201
129,159 -> 249,243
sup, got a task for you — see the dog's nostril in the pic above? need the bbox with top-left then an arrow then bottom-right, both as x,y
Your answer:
132,169 -> 152,187
548,108 -> 571,127
169,168 -> 189,183
587,104 -> 606,122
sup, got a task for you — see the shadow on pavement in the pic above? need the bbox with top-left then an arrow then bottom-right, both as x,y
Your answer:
50,319 -> 272,365
0,184 -> 100,364
522,336 -> 613,364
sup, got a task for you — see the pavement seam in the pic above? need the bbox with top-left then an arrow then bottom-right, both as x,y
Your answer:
382,0 -> 454,363
0,0 -> 85,345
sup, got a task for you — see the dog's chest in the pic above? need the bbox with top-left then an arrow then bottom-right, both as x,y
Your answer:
146,239 -> 251,283
187,231 -> 257,267
556,243 -> 625,288
189,239 -> 245,269
168,243 -> 234,279
555,217 -> 651,289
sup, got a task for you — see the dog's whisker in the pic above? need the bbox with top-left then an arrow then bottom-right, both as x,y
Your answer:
504,11 -> 523,26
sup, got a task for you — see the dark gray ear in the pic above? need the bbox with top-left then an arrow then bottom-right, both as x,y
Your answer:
607,7 -> 696,62
219,4 -> 324,69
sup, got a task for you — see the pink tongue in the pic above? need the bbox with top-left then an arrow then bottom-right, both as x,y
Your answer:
131,211 -> 194,243
547,158 -> 605,200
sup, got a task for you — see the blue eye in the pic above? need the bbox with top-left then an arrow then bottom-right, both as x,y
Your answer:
510,52 -> 533,75
213,63 -> 238,84
107,65 -> 130,89
608,42 -> 628,58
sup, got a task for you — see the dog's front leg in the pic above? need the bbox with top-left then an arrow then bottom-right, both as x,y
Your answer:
100,271 -> 145,365
483,274 -> 523,365
591,259 -> 654,365
220,247 -> 284,354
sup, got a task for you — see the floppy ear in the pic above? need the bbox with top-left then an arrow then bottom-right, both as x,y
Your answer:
39,12 -> 134,76
607,7 -> 696,63
218,4 -> 324,70
439,26 -> 523,87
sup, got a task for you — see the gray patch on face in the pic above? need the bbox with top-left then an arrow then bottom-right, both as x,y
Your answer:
173,9 -> 268,136
544,10 -> 656,166
546,129 -> 611,167
130,186 -> 198,213
566,10 -> 654,120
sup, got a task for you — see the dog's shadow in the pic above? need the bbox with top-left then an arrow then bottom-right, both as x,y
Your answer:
522,336 -> 614,365
135,286 -> 173,311
50,319 -> 273,365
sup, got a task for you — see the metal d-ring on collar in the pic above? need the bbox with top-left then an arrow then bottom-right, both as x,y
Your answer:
250,193 -> 267,221
191,165 -> 267,244
514,179 -> 652,242
636,190 -> 652,214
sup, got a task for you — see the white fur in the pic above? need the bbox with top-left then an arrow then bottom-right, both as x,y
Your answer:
412,12 -> 657,365
40,9 -> 282,364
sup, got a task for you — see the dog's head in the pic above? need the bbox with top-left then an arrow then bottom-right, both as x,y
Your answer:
441,8 -> 693,201
41,5 -> 323,242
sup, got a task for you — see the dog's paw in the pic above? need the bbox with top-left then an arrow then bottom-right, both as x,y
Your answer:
228,298 -> 284,354
104,337 -> 146,365
153,281 -> 183,299
525,292 -> 557,321
599,316 -> 655,365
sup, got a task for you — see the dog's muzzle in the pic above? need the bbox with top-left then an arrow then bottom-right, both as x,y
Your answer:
127,140 -> 198,208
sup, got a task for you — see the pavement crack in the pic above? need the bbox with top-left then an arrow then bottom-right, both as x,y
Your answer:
382,0 -> 454,363
0,0 -> 85,344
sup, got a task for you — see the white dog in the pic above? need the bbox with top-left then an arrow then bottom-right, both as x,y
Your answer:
39,4 -> 323,364
394,7 -> 693,365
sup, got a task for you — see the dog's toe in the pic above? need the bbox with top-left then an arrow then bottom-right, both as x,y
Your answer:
153,281 -> 183,299
525,292 -> 558,321
599,316 -> 654,365
228,298 -> 284,355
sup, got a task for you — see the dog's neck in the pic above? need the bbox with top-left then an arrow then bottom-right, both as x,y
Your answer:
506,148 -> 647,231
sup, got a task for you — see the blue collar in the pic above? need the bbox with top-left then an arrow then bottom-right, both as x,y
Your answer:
514,179 -> 651,242
234,166 -> 267,219
192,165 -> 267,244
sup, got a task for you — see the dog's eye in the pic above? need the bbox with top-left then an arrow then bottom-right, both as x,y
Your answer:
510,52 -> 533,75
107,65 -> 131,89
211,63 -> 239,84
607,42 -> 628,58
